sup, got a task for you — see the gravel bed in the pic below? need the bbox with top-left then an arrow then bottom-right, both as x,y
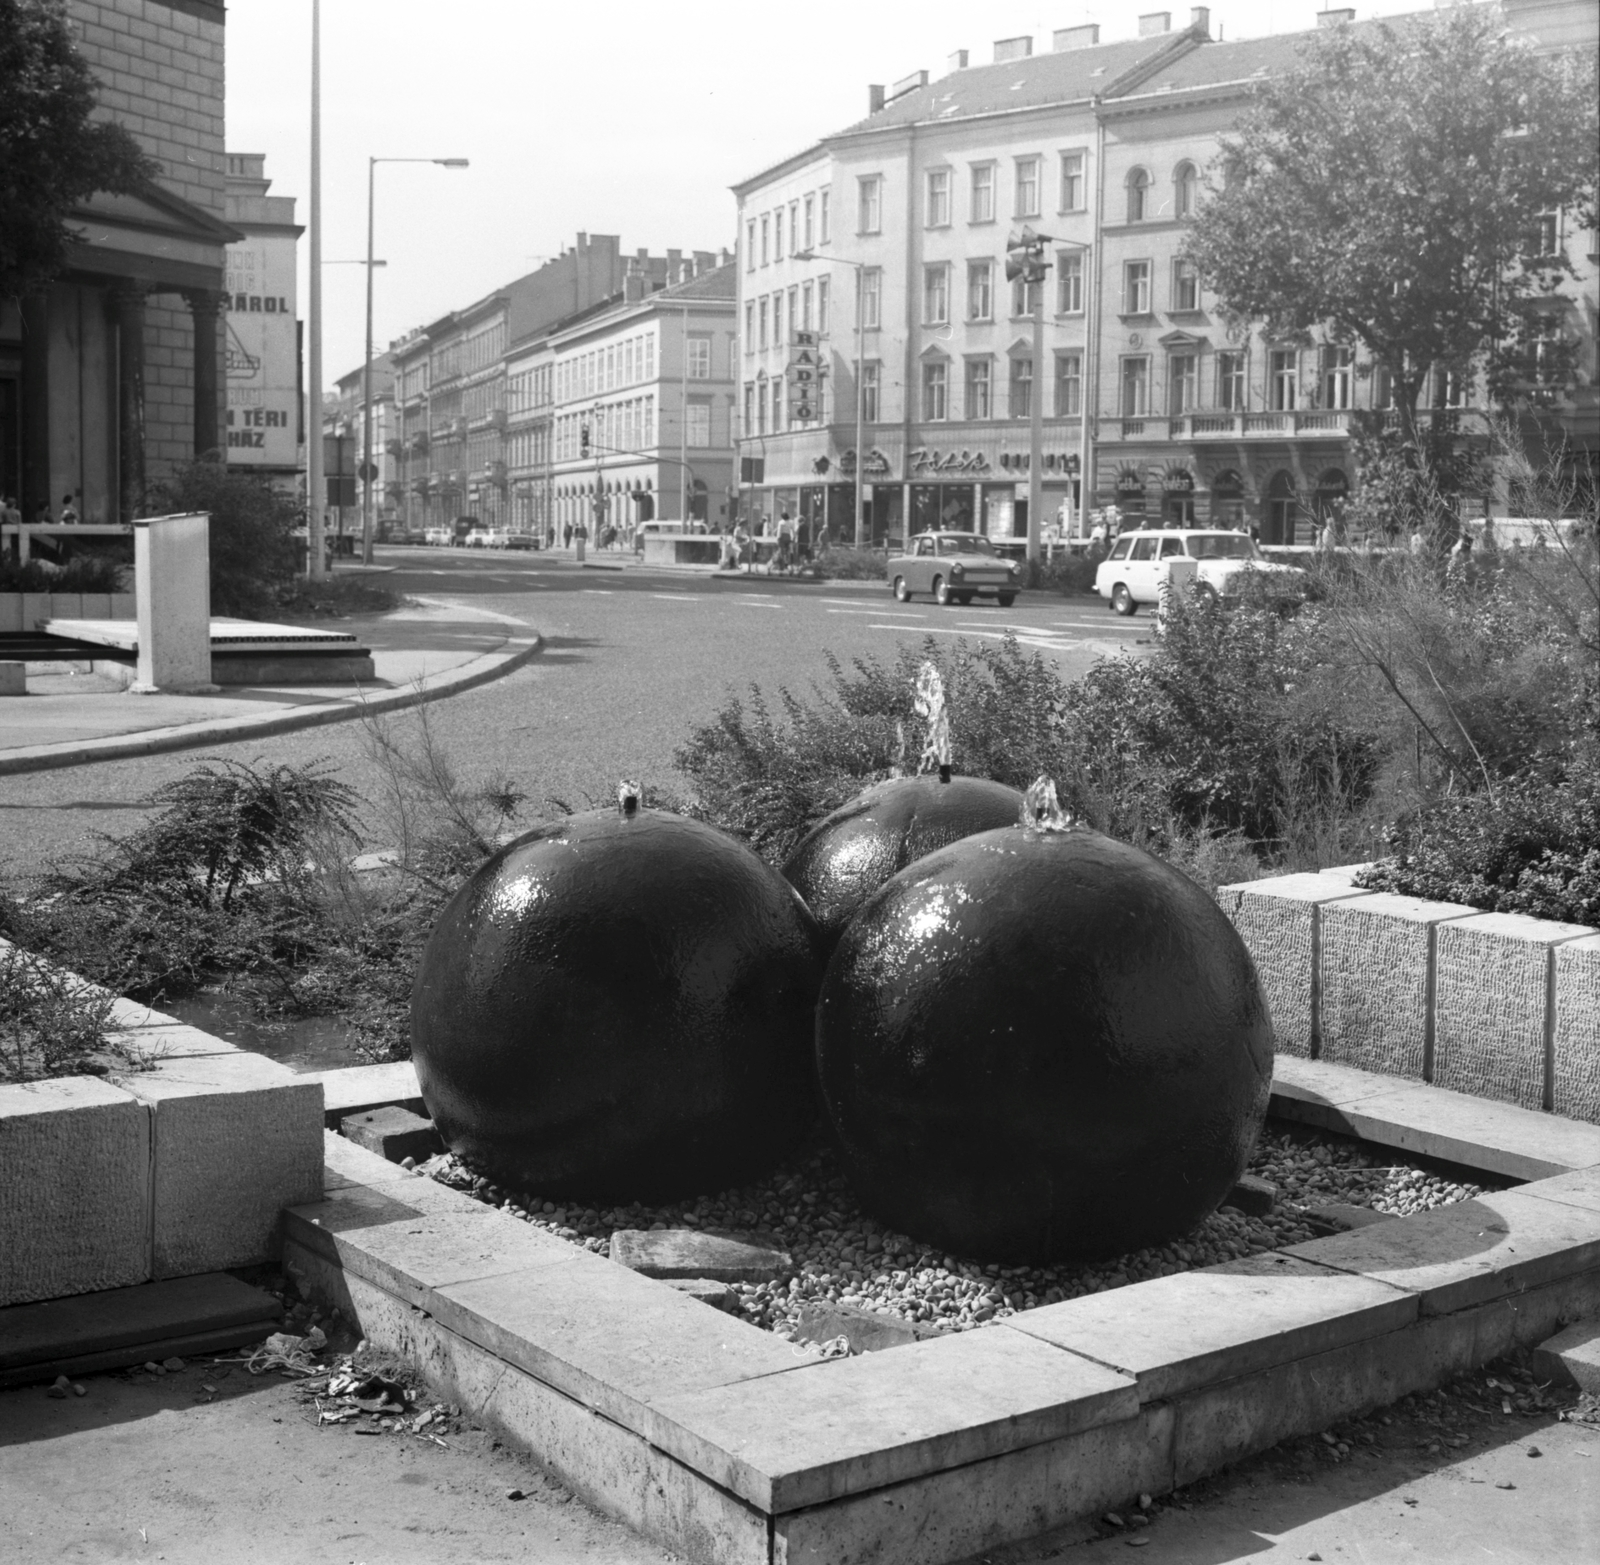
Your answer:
412,1121 -> 1502,1343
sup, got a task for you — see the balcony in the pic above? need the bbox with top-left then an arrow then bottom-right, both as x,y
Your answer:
1102,411 -> 1355,441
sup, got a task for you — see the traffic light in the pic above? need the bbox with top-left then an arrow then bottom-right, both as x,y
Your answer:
579,423 -> 591,458
1005,226 -> 1052,284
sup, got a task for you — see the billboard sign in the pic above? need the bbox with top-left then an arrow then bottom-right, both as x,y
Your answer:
224,235 -> 298,468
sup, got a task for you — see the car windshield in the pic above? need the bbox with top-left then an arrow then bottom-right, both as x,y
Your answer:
938,535 -> 994,556
1185,534 -> 1259,560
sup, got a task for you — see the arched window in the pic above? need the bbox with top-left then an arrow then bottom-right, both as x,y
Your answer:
1126,167 -> 1151,223
1174,162 -> 1199,218
1264,470 -> 1298,546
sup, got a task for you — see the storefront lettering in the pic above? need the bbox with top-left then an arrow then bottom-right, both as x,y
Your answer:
909,447 -> 992,475
840,447 -> 893,476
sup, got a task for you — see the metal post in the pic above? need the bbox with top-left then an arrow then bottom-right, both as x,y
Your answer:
306,0 -> 324,579
1027,283 -> 1044,565
679,303 -> 689,524
855,268 -> 865,548
361,157 -> 376,565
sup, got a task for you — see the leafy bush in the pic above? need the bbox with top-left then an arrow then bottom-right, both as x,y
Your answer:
813,546 -> 887,581
0,552 -> 124,592
0,941 -> 122,1084
1024,552 -> 1100,595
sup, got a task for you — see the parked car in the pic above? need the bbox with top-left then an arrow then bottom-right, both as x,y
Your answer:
887,531 -> 1022,606
1093,529 -> 1307,615
465,527 -> 509,549
423,526 -> 451,548
505,533 -> 540,551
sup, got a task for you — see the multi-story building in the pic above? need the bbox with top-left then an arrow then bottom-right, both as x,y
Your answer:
327,354 -> 394,540
733,3 -> 1598,543
223,152 -> 302,491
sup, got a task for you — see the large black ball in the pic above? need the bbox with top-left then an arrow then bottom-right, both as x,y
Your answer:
783,774 -> 1024,951
816,823 -> 1273,1262
411,804 -> 825,1200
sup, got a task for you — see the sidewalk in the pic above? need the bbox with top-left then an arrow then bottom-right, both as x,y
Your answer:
0,598 -> 541,776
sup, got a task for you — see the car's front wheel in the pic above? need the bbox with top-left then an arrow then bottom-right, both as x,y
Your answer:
893,575 -> 911,602
933,575 -> 951,605
1112,583 -> 1137,616
997,593 -> 1016,608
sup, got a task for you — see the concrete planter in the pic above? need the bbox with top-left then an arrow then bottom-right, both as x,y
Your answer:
1220,870 -> 1600,1122
0,955 -> 324,1308
0,591 -> 135,632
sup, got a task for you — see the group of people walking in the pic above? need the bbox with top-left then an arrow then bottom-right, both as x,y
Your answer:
2,495 -> 78,526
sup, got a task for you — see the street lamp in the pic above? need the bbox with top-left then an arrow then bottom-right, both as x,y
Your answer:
362,156 -> 468,564
794,249 -> 868,547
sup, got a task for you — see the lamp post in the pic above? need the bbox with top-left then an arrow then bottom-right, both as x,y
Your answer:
307,0 -> 322,579
795,249 -> 868,547
362,157 -> 468,565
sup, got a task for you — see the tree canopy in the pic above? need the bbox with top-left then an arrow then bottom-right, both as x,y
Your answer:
0,0 -> 157,299
1183,6 -> 1599,443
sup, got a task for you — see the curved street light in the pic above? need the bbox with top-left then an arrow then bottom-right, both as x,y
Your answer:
794,249 -> 868,547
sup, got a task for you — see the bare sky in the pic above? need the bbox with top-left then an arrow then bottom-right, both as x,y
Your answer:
224,0 -> 1434,391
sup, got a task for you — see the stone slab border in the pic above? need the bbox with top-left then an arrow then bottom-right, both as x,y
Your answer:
285,1066 -> 1600,1564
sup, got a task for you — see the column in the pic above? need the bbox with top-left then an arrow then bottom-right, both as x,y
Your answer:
19,292 -> 51,520
184,288 -> 223,458
109,285 -> 147,521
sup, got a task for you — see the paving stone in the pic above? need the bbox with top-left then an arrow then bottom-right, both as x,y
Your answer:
1513,1165 -> 1600,1215
1530,1319 -> 1600,1394
1008,1251 -> 1415,1404
791,1300 -> 945,1353
428,1258 -> 804,1443
1434,912 -> 1595,1111
1554,934 -> 1600,1124
1216,874 -> 1374,1056
1301,1202 -> 1397,1234
1319,892 -> 1478,1079
0,1076 -> 149,1307
116,1051 -> 323,1277
305,1059 -> 425,1127
340,1106 -> 442,1163
1279,1187 -> 1600,1315
639,1327 -> 1138,1512
664,1278 -> 738,1312
1222,1173 -> 1277,1216
610,1228 -> 792,1283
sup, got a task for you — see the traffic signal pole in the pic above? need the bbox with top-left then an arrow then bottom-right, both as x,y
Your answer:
1028,285 -> 1045,566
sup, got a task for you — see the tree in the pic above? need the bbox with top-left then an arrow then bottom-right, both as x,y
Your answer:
1183,7 -> 1599,452
0,0 -> 157,299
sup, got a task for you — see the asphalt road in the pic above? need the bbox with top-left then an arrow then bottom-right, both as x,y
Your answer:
0,548 -> 1145,877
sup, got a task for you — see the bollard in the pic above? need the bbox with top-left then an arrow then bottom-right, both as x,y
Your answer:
0,661 -> 25,696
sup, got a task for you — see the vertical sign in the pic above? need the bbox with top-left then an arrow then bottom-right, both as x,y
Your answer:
224,235 -> 299,468
788,328 -> 819,422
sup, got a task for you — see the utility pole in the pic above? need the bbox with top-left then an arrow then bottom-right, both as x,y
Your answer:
306,0 -> 323,579
1006,227 -> 1053,565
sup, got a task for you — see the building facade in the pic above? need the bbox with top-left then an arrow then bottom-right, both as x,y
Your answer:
733,3 -> 1599,543
0,0 -> 237,524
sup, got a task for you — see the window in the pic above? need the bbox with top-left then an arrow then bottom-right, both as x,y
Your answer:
1127,167 -> 1151,222
1121,357 -> 1150,417
1123,260 -> 1151,315
1129,536 -> 1158,562
926,169 -> 950,228
1218,350 -> 1246,410
1060,151 -> 1086,212
1169,352 -> 1198,414
819,189 -> 831,243
773,290 -> 785,345
803,195 -> 815,251
1009,355 -> 1033,418
1011,273 -> 1042,317
1322,346 -> 1353,409
817,276 -> 830,333
965,358 -> 992,419
1015,157 -> 1041,218
753,376 -> 766,434
1174,162 -> 1199,218
1171,258 -> 1200,312
771,378 -> 783,432
1431,365 -> 1464,408
923,264 -> 950,325
686,401 -> 711,447
1270,349 -> 1298,410
758,298 -> 769,350
760,215 -> 770,266
687,335 -> 712,379
773,206 -> 784,260
967,260 -> 993,321
745,220 -> 756,271
860,362 -> 880,422
801,281 -> 814,331
858,176 -> 882,234
970,163 -> 995,223
1535,211 -> 1560,256
922,359 -> 948,421
1055,351 -> 1081,416
789,201 -> 799,251
1057,250 -> 1084,314
859,267 -> 882,330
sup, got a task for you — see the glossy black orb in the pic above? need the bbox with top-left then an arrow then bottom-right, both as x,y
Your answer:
411,805 -> 826,1200
782,774 -> 1024,951
816,824 -> 1273,1262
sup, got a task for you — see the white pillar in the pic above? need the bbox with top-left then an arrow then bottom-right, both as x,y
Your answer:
132,512 -> 216,692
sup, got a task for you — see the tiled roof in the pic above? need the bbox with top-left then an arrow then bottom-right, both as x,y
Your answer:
655,262 -> 737,302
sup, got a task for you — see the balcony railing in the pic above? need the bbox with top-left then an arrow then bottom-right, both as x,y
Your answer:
1103,410 -> 1356,441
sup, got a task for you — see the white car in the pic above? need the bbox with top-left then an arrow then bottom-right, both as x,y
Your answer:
423,526 -> 451,548
1094,529 -> 1307,616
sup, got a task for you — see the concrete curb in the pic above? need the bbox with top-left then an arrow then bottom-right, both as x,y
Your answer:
0,634 -> 543,776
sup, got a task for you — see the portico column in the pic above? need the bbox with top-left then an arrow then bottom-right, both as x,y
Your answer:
110,285 -> 148,520
184,288 -> 224,458
18,292 -> 51,520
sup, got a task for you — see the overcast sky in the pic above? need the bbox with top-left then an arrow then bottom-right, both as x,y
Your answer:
224,0 -> 1433,391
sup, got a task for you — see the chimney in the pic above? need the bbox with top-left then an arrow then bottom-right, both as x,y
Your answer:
719,248 -> 733,267
666,248 -> 682,285
1189,6 -> 1210,35
868,84 -> 886,114
889,68 -> 929,101
624,258 -> 646,303
1318,7 -> 1355,23
948,48 -> 969,71
1053,24 -> 1100,49
994,35 -> 1033,62
694,250 -> 716,276
1138,12 -> 1172,36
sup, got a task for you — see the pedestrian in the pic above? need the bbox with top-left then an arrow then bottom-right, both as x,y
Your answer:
34,499 -> 54,525
733,519 -> 752,572
563,521 -> 573,549
776,511 -> 794,572
59,494 -> 80,525
1,496 -> 20,529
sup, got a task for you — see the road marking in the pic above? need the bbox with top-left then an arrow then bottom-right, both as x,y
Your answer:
820,597 -> 890,606
827,608 -> 925,618
581,588 -> 614,595
650,593 -> 698,602
734,600 -> 784,609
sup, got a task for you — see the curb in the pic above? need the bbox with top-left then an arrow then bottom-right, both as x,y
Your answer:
0,634 -> 543,776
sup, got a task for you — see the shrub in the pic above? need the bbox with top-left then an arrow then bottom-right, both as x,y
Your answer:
813,546 -> 887,581
0,552 -> 124,592
0,942 -> 122,1084
1023,552 -> 1100,596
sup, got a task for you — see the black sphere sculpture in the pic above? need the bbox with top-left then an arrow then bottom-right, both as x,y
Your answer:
411,782 -> 826,1200
816,778 -> 1273,1263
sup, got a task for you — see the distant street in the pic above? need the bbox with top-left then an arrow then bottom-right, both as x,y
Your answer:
0,550 -> 1145,876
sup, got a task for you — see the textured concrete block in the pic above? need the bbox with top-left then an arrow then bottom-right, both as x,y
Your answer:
1554,935 -> 1600,1124
1530,1319 -> 1600,1393
665,1278 -> 739,1312
1280,1187 -> 1600,1315
1216,874 -> 1374,1056
340,1106 -> 441,1162
0,596 -> 21,632
611,1228 -> 791,1283
1009,1251 -> 1415,1404
21,593 -> 50,631
1319,892 -> 1477,1078
0,1077 -> 149,1306
1514,1165 -> 1600,1215
1222,1173 -> 1277,1216
306,1059 -> 424,1126
284,1240 -> 771,1565
118,1052 -> 323,1277
640,1327 -> 1138,1512
1434,912 -> 1595,1110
